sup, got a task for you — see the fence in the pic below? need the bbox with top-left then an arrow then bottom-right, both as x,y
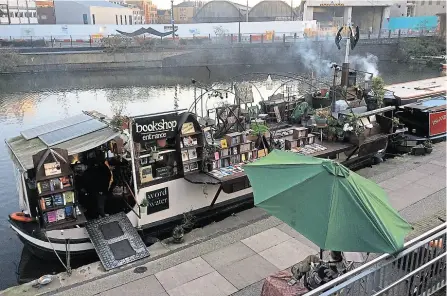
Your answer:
0,29 -> 437,49
306,222 -> 446,296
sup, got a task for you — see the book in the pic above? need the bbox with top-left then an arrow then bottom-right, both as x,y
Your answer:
258,149 -> 266,158
47,211 -> 57,223
56,209 -> 66,221
181,122 -> 195,135
139,165 -> 153,184
187,149 -> 197,160
53,194 -> 64,206
184,164 -> 190,172
214,152 -> 220,160
43,213 -> 48,224
63,191 -> 75,204
65,206 -> 73,217
40,198 -> 46,210
59,176 -> 71,188
38,181 -> 51,194
241,154 -> 246,162
220,139 -> 228,149
44,196 -> 53,208
181,150 -> 189,162
189,161 -> 198,171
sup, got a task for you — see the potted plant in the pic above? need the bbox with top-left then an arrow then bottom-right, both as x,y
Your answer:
315,107 -> 330,126
423,140 -> 433,154
181,210 -> 196,233
248,123 -> 269,141
392,117 -> 400,132
172,225 -> 184,243
365,76 -> 385,111
140,198 -> 148,216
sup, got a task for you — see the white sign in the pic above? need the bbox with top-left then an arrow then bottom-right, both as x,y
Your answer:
44,162 -> 61,176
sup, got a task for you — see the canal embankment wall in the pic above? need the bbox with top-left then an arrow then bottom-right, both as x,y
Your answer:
0,38 -> 416,74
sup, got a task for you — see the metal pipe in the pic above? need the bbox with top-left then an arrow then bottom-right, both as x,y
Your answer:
128,120 -> 139,202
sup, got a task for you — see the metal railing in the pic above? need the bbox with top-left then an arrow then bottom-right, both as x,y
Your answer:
307,223 -> 446,296
0,29 -> 438,49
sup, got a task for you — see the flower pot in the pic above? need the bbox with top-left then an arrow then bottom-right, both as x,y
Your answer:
425,147 -> 433,154
172,226 -> 184,244
140,206 -> 147,216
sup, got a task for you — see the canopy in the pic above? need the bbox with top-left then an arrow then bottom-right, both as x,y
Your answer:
244,150 -> 412,254
5,112 -> 121,171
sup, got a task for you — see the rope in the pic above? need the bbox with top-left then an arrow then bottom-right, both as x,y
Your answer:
44,231 -> 70,274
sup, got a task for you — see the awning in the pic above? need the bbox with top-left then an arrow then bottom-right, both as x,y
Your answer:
5,113 -> 122,171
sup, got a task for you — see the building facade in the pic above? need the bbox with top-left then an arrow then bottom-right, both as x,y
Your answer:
302,0 -> 396,33
156,9 -> 170,24
35,0 -> 56,24
0,0 -> 37,24
54,0 -> 135,25
174,1 -> 204,24
407,0 -> 445,17
125,0 -> 156,24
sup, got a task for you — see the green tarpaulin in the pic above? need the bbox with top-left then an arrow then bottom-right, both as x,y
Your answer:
244,150 -> 412,254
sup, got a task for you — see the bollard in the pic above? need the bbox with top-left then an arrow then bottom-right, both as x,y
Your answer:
397,29 -> 401,41
272,33 -> 274,43
368,31 -> 371,39
249,34 -> 252,43
30,36 -> 33,48
238,33 -> 241,43
90,35 -> 92,47
209,33 -> 211,40
294,33 -> 297,42
51,35 -> 53,47
283,34 -> 285,43
231,34 -> 233,43
388,30 -> 391,38
70,35 -> 73,47
261,34 -> 263,44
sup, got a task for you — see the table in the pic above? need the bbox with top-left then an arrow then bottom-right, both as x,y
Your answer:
261,270 -> 309,296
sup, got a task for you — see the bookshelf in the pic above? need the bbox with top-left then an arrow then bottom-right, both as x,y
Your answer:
36,171 -> 78,228
179,119 -> 204,176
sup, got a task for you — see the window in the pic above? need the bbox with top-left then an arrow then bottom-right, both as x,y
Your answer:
116,15 -> 118,25
83,13 -> 88,24
436,0 -> 441,4
14,12 -> 18,17
92,14 -> 95,24
33,12 -> 36,17
421,0 -> 425,5
125,15 -> 127,24
428,0 -> 432,5
129,15 -> 132,25
19,12 -> 23,17
120,15 -> 123,24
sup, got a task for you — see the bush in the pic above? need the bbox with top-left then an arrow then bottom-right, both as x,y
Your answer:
399,37 -> 446,62
0,48 -> 22,72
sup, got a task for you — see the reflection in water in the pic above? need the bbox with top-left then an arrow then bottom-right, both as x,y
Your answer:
0,64 -> 439,289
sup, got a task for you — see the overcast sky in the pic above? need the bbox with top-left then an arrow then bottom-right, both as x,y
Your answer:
151,0 -> 298,10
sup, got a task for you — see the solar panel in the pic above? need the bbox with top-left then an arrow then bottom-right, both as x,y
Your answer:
21,113 -> 92,140
39,119 -> 107,146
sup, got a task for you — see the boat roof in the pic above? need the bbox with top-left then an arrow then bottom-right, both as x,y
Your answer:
402,95 -> 446,112
5,112 -> 121,171
385,77 -> 447,100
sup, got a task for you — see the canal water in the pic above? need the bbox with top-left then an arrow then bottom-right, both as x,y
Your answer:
0,63 -> 439,289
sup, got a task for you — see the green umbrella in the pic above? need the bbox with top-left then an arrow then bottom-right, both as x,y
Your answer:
244,150 -> 412,254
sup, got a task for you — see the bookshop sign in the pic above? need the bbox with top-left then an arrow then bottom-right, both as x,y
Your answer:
132,113 -> 178,143
146,187 -> 169,214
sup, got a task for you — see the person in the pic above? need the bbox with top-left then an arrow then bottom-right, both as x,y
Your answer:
83,150 -> 112,218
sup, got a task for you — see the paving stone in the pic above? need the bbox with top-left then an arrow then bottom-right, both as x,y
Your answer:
275,223 -> 319,251
259,239 -> 316,270
202,242 -> 256,269
235,207 -> 269,223
387,183 -> 441,211
167,271 -> 237,296
241,227 -> 291,253
429,159 -> 446,167
415,175 -> 446,192
99,275 -> 167,296
217,254 -> 279,290
155,257 -> 215,291
230,280 -> 264,296
414,163 -> 445,175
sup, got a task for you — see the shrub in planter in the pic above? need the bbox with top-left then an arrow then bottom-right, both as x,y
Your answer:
423,140 -> 433,154
172,225 -> 184,243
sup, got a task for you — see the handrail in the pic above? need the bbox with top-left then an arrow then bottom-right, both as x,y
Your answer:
306,222 -> 447,295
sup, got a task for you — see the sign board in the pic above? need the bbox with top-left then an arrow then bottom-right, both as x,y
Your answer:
429,111 -> 446,136
320,3 -> 344,6
234,82 -> 254,104
164,25 -> 178,32
44,162 -> 62,176
132,113 -> 178,144
146,187 -> 169,214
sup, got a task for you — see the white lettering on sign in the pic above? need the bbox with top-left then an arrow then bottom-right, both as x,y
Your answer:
135,119 -> 177,133
432,114 -> 446,126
